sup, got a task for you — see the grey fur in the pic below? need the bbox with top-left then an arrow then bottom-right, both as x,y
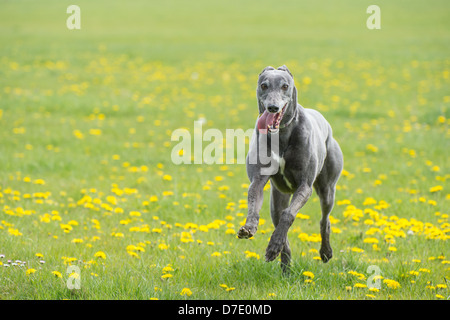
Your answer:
238,65 -> 344,272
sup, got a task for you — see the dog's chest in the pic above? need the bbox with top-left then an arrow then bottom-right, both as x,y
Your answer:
270,152 -> 297,193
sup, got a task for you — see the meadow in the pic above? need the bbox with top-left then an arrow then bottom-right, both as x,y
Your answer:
0,0 -> 448,300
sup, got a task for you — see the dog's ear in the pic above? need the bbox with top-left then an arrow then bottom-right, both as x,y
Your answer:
291,85 -> 298,105
277,65 -> 293,79
259,66 -> 275,77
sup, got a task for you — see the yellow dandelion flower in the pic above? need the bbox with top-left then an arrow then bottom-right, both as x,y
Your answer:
296,213 -> 310,220
331,227 -> 342,233
158,243 -> 169,250
364,237 -> 379,244
26,268 -> 36,275
94,251 -> 106,259
52,271 -> 62,278
429,185 -> 443,193
127,251 -> 140,258
383,279 -> 401,289
162,266 -> 174,273
180,288 -> 192,296
225,228 -> 236,235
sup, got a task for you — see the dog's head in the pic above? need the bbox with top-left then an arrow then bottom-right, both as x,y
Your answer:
256,65 -> 297,133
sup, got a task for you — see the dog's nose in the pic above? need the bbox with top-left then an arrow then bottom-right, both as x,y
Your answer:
267,105 -> 279,113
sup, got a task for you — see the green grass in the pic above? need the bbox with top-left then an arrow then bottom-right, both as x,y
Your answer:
0,0 -> 448,300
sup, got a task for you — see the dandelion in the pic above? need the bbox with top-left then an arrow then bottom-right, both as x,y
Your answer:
429,185 -> 443,193
366,144 -> 379,153
296,213 -> 310,220
383,279 -> 401,289
225,228 -> 235,235
158,243 -> 169,250
331,227 -> 342,234
180,288 -> 193,296
312,256 -> 322,261
129,211 -> 141,217
162,265 -> 174,273
244,250 -> 260,259
127,251 -> 140,258
94,251 -> 106,259
52,271 -> 62,278
211,252 -> 222,257
303,271 -> 315,279
364,237 -> 379,244
431,165 -> 440,172
161,274 -> 173,279
26,268 -> 36,275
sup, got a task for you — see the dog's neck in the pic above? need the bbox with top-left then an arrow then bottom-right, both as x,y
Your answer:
279,105 -> 297,129
280,102 -> 302,131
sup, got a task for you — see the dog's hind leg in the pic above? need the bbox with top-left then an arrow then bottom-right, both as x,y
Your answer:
315,184 -> 335,263
269,185 -> 292,273
314,138 -> 343,263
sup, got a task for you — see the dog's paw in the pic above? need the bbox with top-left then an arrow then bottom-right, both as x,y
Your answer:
320,246 -> 333,263
237,225 -> 256,239
265,234 -> 286,262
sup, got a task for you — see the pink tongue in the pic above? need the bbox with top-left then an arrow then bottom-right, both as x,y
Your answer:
257,111 -> 276,131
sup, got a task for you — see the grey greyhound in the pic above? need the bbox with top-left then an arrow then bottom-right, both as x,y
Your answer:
237,65 -> 344,272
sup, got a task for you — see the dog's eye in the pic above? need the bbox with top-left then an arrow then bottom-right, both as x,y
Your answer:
261,83 -> 268,90
281,84 -> 289,90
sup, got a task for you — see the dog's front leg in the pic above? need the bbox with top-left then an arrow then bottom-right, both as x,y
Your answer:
237,176 -> 270,239
265,183 -> 312,262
